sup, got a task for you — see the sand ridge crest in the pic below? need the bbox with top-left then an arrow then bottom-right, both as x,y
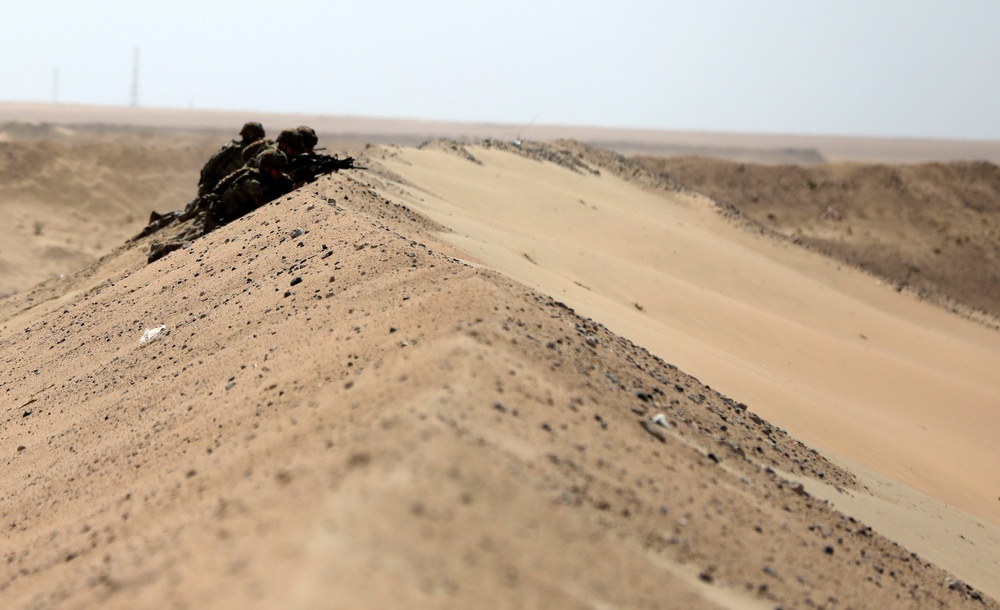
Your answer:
1,131 -> 999,608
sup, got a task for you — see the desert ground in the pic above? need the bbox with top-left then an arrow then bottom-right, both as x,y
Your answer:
1,103 -> 999,609
635,155 -> 1000,319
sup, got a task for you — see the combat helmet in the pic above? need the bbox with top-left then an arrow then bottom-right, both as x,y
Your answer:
276,128 -> 304,149
239,121 -> 265,141
297,125 -> 318,151
258,148 -> 287,171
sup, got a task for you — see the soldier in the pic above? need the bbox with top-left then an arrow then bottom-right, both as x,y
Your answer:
148,149 -> 293,264
285,126 -> 359,186
297,125 -> 318,154
134,129 -> 298,242
197,121 -> 266,195
241,136 -> 272,165
247,128 -> 304,169
203,149 -> 294,233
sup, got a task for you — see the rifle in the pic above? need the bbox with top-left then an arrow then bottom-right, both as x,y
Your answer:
287,153 -> 367,184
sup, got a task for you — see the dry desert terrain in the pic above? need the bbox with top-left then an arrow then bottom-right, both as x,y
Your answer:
2,104 -> 999,609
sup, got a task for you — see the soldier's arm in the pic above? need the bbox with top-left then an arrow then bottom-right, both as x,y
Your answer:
209,178 -> 264,226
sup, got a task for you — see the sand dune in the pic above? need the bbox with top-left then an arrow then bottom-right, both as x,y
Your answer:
370,140 -> 1000,522
0,134 -> 217,296
2,114 -> 1000,608
638,156 -> 1000,319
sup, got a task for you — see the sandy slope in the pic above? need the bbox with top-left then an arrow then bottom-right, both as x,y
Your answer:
0,132 -> 217,296
638,156 -> 1000,319
369,141 -> 1000,522
2,121 -> 1000,607
365,140 -> 1000,598
0,162 -> 990,610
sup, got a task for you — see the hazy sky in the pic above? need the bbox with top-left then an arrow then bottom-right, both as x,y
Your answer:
3,1 -> 999,140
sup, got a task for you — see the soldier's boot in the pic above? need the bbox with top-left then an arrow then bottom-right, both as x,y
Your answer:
147,240 -> 185,264
130,212 -> 181,242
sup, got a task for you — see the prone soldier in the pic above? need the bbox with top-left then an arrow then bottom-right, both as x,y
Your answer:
246,128 -> 304,169
147,149 -> 294,264
198,121 -> 266,196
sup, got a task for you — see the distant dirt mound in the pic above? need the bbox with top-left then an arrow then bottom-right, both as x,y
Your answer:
417,139 -> 484,165
637,155 -> 1000,320
483,138 -> 687,193
614,142 -> 828,165
0,121 -> 78,141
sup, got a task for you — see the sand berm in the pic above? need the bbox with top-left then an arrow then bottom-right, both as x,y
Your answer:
1,135 -> 998,609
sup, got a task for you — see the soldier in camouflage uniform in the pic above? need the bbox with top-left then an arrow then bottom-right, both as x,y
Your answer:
148,149 -> 294,264
297,125 -> 318,154
246,128 -> 304,169
133,122 -> 274,241
197,121 -> 266,196
203,149 -> 295,232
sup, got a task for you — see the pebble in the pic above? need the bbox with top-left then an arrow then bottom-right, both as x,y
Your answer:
641,420 -> 668,443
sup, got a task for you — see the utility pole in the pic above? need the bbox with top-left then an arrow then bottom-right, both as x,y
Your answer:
52,67 -> 59,104
130,47 -> 139,107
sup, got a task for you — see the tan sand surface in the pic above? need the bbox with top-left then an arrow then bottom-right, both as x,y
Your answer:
782,455 -> 1000,602
2,112 -> 999,608
1,168 -> 907,610
0,134 -> 216,297
369,141 -> 1000,589
638,157 -> 1000,319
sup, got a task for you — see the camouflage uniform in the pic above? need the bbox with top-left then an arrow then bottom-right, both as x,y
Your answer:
134,122 -> 267,241
203,164 -> 294,233
247,128 -> 304,169
241,138 -> 272,164
132,161 -> 249,241
197,122 -> 266,196
148,150 -> 293,264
